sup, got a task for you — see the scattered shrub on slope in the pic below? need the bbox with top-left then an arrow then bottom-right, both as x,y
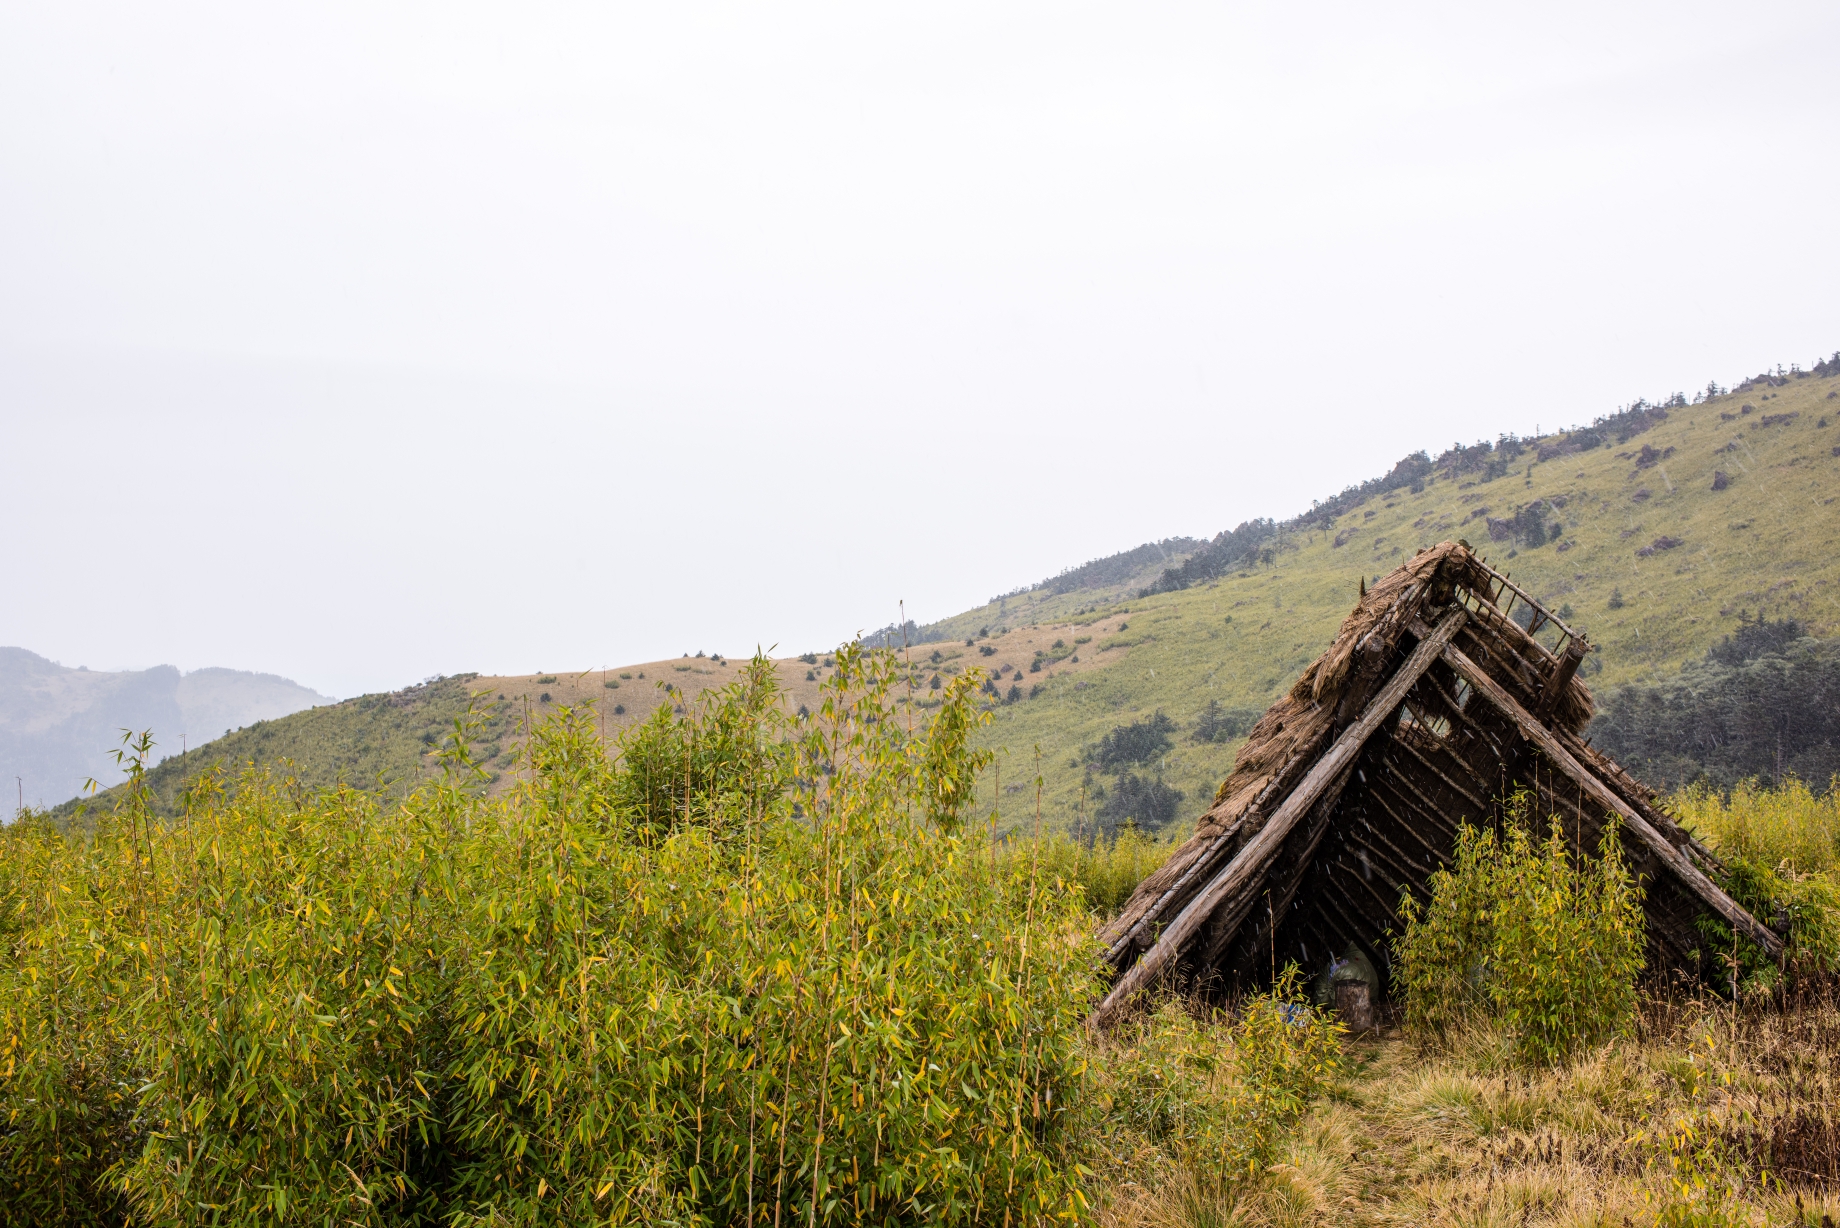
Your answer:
1021,538 -> 1203,600
1091,712 -> 1176,772
1191,699 -> 1260,745
1097,774 -> 1183,835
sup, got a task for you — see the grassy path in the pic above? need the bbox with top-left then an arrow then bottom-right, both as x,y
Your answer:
1230,1016 -> 1840,1228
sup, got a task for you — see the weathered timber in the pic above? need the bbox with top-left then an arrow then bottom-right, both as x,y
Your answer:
1098,542 -> 1775,1007
1103,751 -> 1313,964
1205,764 -> 1355,970
1486,569 -> 1589,650
1365,789 -> 1450,871
1103,824 -> 1242,963
1089,607 -> 1470,1027
1381,735 -> 1489,816
1379,755 -> 1474,837
1340,847 -> 1406,921
1355,796 -> 1444,876
1535,635 -> 1590,721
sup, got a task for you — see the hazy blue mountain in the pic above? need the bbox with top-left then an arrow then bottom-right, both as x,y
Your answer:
0,648 -> 331,809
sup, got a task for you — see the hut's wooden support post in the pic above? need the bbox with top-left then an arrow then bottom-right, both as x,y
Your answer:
1534,635 -> 1588,722
1088,607 -> 1471,1028
1438,642 -> 1784,958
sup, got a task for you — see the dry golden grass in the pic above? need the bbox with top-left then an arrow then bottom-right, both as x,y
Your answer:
480,620 -> 1134,720
1095,993 -> 1840,1228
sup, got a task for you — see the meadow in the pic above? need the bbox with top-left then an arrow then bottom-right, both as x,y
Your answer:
9,653 -> 1840,1226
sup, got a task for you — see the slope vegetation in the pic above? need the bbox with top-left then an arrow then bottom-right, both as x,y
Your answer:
938,357 -> 1840,835
63,355 -> 1840,830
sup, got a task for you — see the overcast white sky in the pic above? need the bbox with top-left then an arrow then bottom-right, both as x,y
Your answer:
3,2 -> 1837,698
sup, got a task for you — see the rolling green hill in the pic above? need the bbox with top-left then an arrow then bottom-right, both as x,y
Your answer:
928,355 -> 1840,834
59,354 -> 1840,833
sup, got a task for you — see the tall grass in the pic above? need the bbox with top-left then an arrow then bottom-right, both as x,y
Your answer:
1669,778 -> 1840,988
1010,827 -> 1175,918
1672,777 -> 1840,877
0,650 -> 1101,1227
1085,970 -> 1346,1225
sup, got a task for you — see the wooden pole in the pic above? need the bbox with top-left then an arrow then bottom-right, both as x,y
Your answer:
1533,634 -> 1588,722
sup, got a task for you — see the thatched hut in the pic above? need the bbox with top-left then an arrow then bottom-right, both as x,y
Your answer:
1092,541 -> 1780,1026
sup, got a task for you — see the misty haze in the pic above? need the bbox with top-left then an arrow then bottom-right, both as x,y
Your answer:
3,4 -> 1837,1224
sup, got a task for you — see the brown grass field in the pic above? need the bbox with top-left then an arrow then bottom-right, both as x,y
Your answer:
474,616 -> 1136,762
1090,991 -> 1840,1227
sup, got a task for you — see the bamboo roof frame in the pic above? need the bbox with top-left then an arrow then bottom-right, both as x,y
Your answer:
1091,540 -> 1781,1028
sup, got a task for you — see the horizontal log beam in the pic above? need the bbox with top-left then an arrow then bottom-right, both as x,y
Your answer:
1364,782 -> 1450,869
1089,606 -> 1471,1028
1382,735 -> 1490,817
1319,866 -> 1394,945
1350,807 -> 1437,884
1381,754 -> 1471,840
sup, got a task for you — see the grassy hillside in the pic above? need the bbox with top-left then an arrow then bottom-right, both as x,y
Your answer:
55,674 -> 495,817
945,359 -> 1840,835
68,358 -> 1840,833
63,657 -> 859,814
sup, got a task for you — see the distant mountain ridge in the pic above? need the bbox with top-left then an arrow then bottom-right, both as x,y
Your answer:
1,648 -> 330,808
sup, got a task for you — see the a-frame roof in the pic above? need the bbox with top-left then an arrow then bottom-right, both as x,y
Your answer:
1092,541 -> 1780,1027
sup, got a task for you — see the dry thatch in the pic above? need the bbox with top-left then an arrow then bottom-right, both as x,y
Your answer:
1093,541 -> 1780,1026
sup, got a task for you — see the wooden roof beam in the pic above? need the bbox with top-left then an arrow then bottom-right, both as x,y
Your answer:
1362,790 -> 1451,873
1470,556 -> 1589,653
